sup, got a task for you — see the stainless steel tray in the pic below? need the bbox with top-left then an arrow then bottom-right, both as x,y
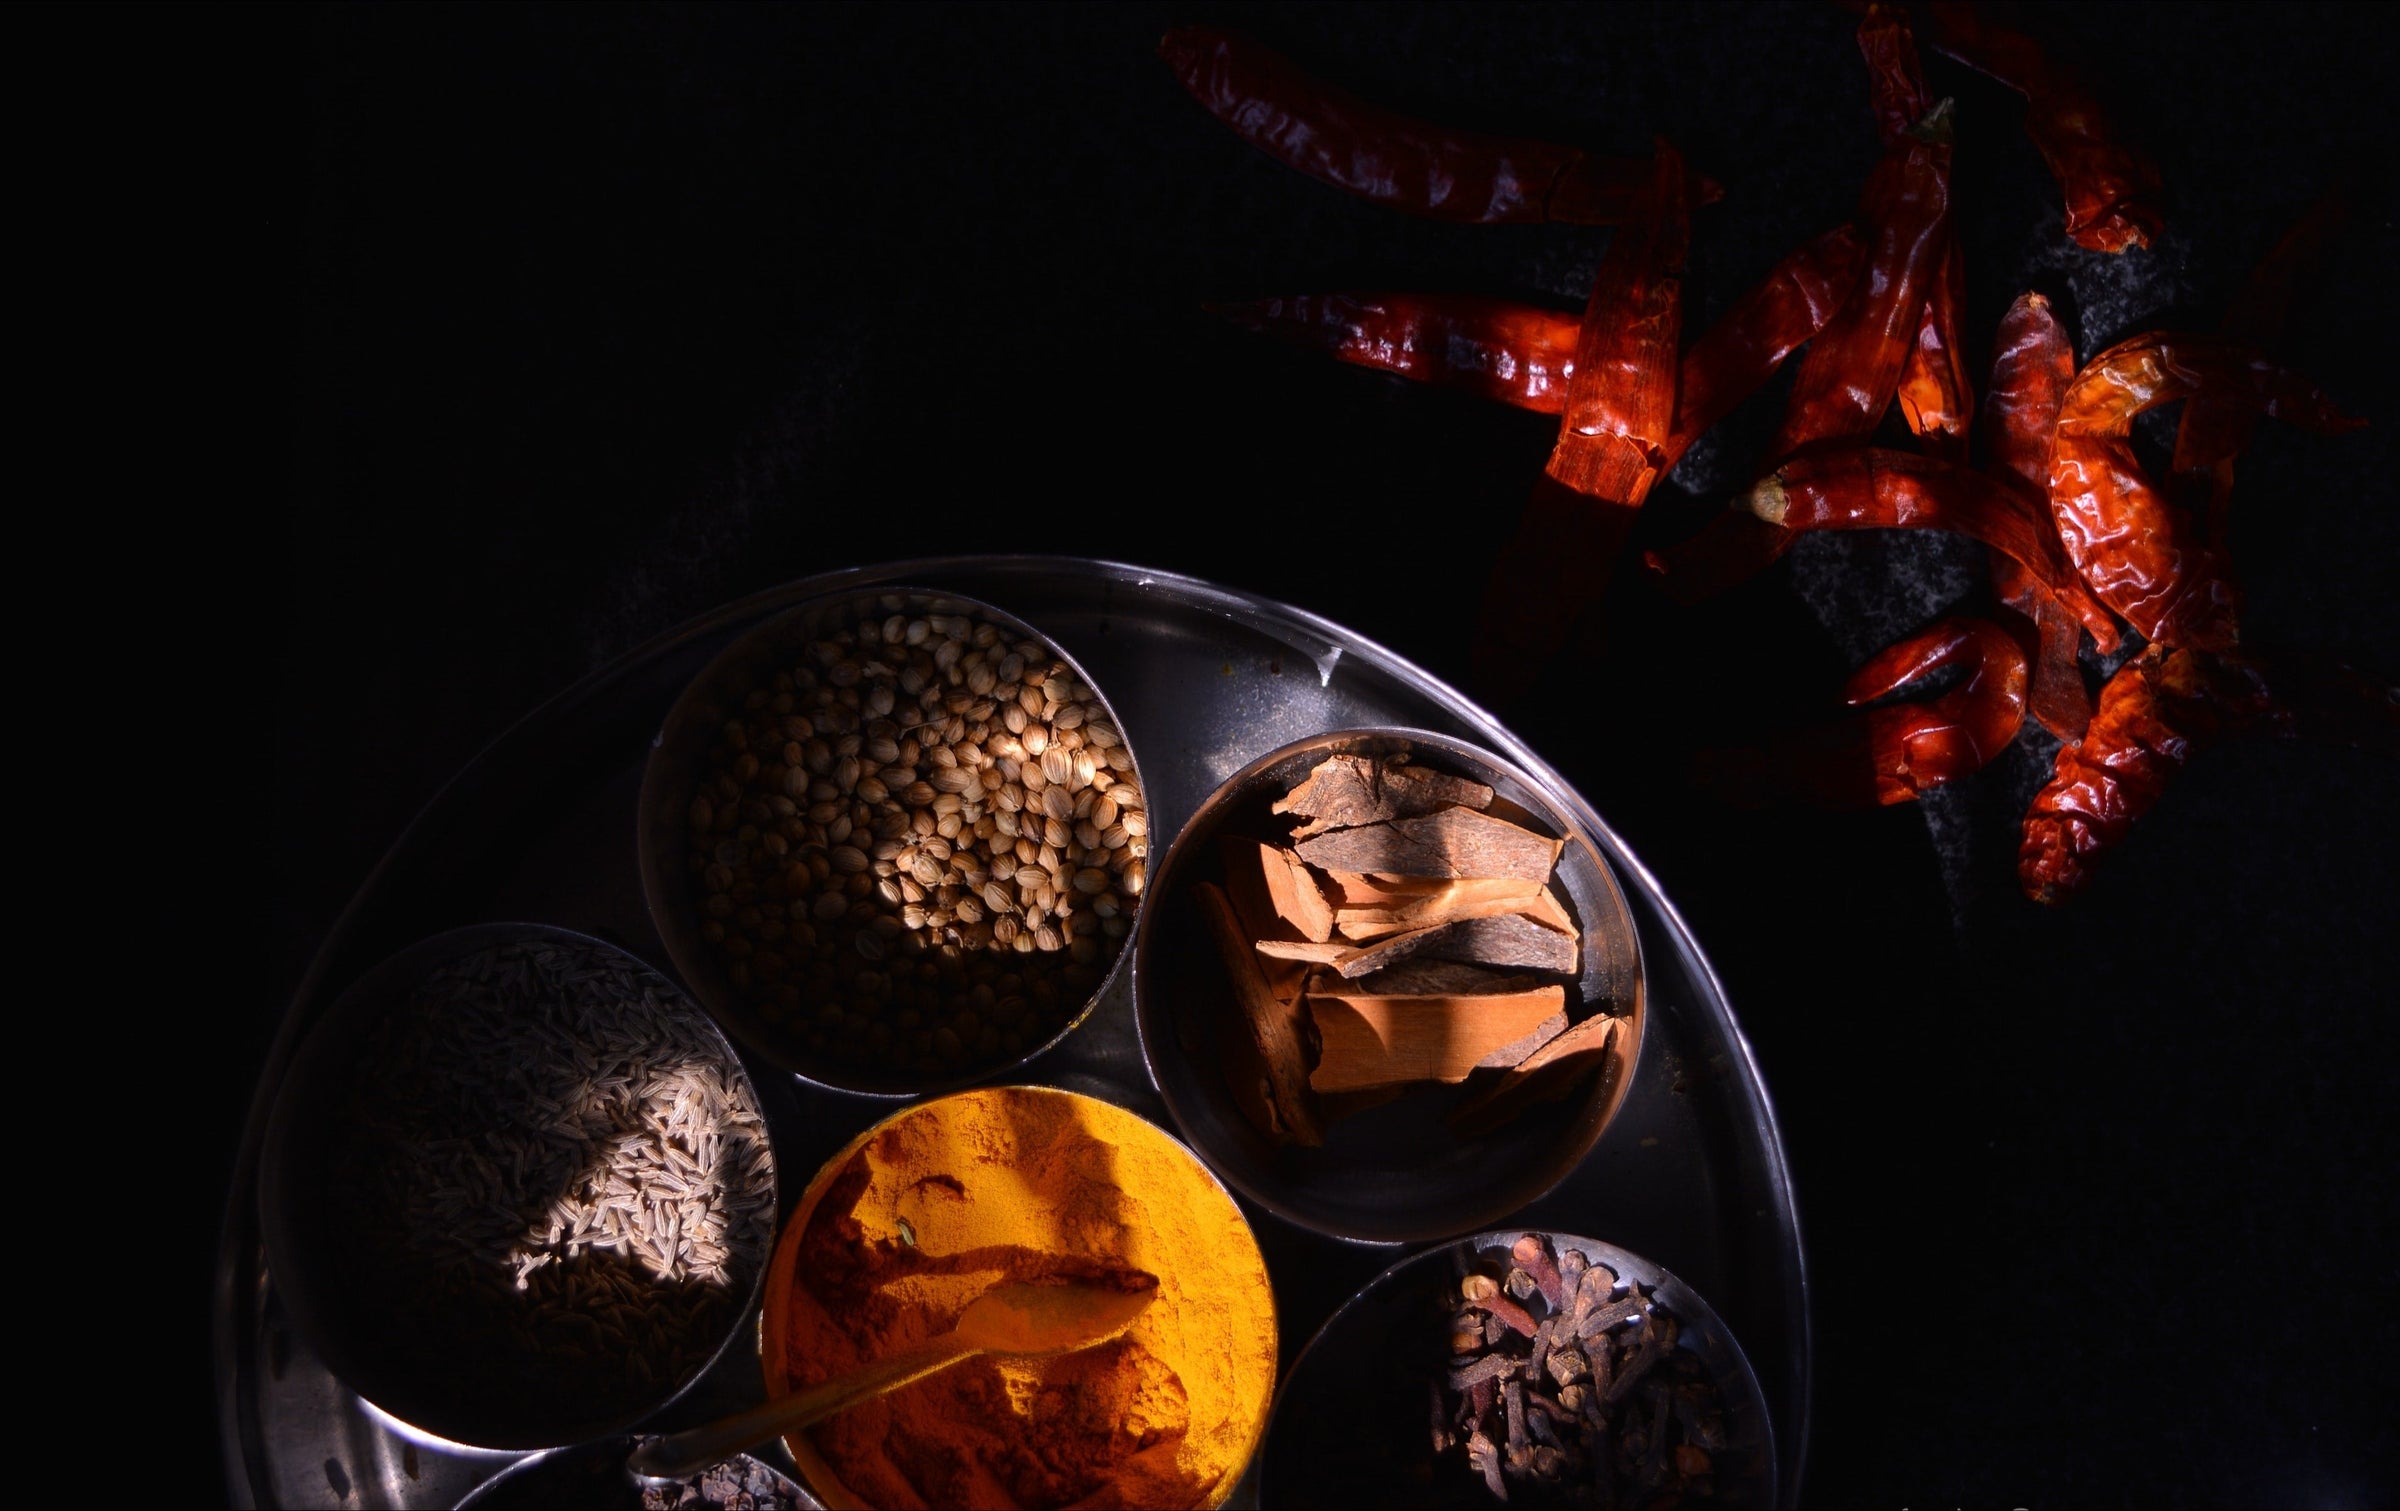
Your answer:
217,556 -> 1809,1509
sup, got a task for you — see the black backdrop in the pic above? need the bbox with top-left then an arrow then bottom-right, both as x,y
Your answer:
174,2 -> 2400,1505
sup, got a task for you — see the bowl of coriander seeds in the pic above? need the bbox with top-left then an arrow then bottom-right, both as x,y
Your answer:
639,586 -> 1153,1096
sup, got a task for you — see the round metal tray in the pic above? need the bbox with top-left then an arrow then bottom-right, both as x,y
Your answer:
216,556 -> 1809,1509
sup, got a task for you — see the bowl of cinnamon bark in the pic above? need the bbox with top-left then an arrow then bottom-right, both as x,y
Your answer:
1132,729 -> 1643,1244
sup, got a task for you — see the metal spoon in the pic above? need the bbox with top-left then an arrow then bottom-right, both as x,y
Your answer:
624,1277 -> 1158,1483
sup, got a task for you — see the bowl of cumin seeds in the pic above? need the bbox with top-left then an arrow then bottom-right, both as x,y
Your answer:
259,923 -> 780,1451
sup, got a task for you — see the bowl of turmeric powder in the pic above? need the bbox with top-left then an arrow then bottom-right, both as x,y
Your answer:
758,1085 -> 1278,1509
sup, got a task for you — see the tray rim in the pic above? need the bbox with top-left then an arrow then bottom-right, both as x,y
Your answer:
222,553 -> 1812,1506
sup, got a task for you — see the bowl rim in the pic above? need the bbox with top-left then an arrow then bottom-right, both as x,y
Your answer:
256,920 -> 781,1453
1258,1227 -> 1778,1508
753,1083 -> 1275,1511
635,583 -> 1152,1099
1128,724 -> 1647,1245
452,1436 -> 825,1510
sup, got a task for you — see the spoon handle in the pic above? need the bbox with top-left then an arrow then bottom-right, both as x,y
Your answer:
626,1335 -> 979,1482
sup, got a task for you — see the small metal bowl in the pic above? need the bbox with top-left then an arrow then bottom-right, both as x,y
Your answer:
638,586 -> 1152,1097
756,1086 -> 1277,1511
259,923 -> 780,1452
454,1438 -> 822,1511
1133,728 -> 1643,1245
1260,1231 -> 1777,1509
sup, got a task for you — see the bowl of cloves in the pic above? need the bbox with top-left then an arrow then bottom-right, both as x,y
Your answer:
1131,728 -> 1643,1244
1258,1230 -> 1776,1509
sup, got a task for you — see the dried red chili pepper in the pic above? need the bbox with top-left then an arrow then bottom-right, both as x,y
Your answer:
1983,292 -> 2071,502
2170,186 -> 2353,545
1211,224 -> 1863,456
1644,95 -> 1956,603
1769,103 -> 1954,461
1209,291 -> 1583,414
1743,447 -> 2114,645
2049,334 -> 2363,652
1700,615 -> 2030,808
1858,2 -> 1933,143
2021,643 -> 2400,903
1663,224 -> 1867,466
2020,646 -> 2230,904
1896,239 -> 1972,458
1159,27 -> 1720,225
1547,140 -> 1691,502
1859,5 -> 1973,458
1981,289 -> 2096,741
1915,0 -> 2164,253
1472,143 -> 1688,706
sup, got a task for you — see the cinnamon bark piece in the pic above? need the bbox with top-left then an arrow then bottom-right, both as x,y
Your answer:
1333,911 -> 1579,979
1320,868 -> 1543,907
1218,835 -> 1314,1002
1218,834 -> 1290,941
1353,959 -> 1541,996
1476,1010 -> 1570,1070
1255,938 -> 1352,965
1261,843 -> 1335,942
1446,1014 -> 1621,1137
1197,881 -> 1322,1146
1272,754 -> 1496,839
1211,995 -> 1284,1150
1294,806 -> 1564,883
1334,878 -> 1577,941
1304,985 -> 1569,1092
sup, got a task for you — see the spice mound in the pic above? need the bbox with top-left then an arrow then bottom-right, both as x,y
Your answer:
682,604 -> 1147,1084
326,936 -> 777,1436
1435,1236 -> 1736,1507
769,1086 -> 1275,1510
1202,750 -> 1618,1146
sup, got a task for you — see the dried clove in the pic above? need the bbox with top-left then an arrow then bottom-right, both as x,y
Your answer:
1575,1289 -> 1649,1340
1556,1246 -> 1588,1295
1504,1380 -> 1530,1472
1567,1260 -> 1617,1336
1604,1308 -> 1675,1406
1464,1290 -> 1540,1338
1546,1344 -> 1591,1387
1637,1383 -> 1671,1490
1513,1233 -> 1568,1310
1468,1430 -> 1508,1502
1451,1353 -> 1522,1391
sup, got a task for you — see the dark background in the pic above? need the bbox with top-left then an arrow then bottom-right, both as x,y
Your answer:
154,1 -> 2400,1505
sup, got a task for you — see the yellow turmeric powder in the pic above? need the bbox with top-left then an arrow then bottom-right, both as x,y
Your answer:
762,1087 -> 1278,1511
